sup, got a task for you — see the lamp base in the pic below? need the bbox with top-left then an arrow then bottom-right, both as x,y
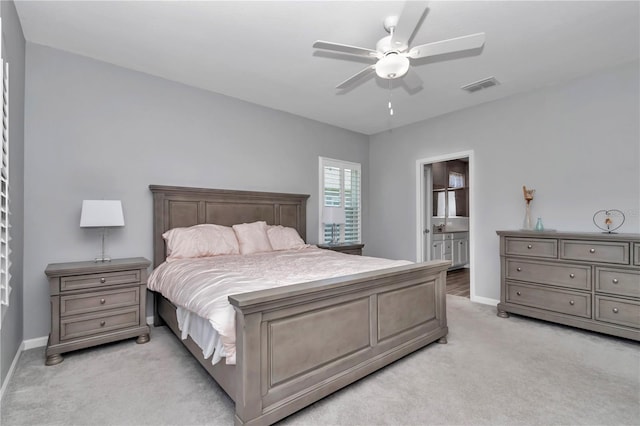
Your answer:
331,224 -> 339,245
94,256 -> 112,263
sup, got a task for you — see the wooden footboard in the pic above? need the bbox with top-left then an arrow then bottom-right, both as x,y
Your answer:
228,260 -> 449,425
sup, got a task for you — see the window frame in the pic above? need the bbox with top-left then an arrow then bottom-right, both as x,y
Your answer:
318,157 -> 362,244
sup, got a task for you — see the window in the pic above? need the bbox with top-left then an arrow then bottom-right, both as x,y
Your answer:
0,38 -> 10,312
319,157 -> 361,244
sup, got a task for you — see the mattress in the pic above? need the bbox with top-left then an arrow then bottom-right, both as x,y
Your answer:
148,246 -> 412,365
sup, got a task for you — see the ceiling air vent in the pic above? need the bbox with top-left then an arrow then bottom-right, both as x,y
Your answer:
461,77 -> 500,93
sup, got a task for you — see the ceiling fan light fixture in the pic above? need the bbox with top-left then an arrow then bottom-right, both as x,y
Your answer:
375,53 -> 410,79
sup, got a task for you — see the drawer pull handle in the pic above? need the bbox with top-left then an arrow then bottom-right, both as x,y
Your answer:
569,273 -> 575,279
612,278 -> 619,284
516,291 -> 521,296
612,308 -> 619,314
527,244 -> 532,249
100,298 -> 106,304
100,278 -> 106,283
589,248 -> 595,254
516,267 -> 522,272
569,300 -> 575,306
100,321 -> 106,327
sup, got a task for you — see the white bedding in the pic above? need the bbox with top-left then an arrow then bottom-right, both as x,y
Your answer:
148,246 -> 412,365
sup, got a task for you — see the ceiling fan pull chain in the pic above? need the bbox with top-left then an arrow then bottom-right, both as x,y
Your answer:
388,80 -> 394,116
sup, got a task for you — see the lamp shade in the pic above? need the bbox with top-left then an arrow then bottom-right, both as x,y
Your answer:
322,206 -> 346,225
80,200 -> 125,227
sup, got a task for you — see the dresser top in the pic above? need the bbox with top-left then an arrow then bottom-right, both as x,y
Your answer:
496,230 -> 640,242
45,257 -> 151,277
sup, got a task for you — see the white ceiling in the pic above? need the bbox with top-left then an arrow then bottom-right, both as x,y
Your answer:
14,1 -> 640,135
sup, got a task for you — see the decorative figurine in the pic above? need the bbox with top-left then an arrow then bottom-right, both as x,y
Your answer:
522,185 -> 535,230
593,209 -> 625,233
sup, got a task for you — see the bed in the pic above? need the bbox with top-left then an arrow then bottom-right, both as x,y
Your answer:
149,185 -> 450,425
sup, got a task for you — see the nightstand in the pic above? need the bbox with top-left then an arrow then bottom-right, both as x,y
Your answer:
317,243 -> 364,256
44,257 -> 151,366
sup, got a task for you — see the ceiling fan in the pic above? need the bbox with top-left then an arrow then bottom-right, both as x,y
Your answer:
312,1 -> 486,91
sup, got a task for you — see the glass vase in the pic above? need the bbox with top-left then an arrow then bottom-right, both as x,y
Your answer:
523,203 -> 532,230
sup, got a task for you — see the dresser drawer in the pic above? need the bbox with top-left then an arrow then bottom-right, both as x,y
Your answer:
506,282 -> 591,318
634,243 -> 640,266
60,307 -> 140,341
504,238 -> 557,258
560,240 -> 629,265
60,287 -> 140,317
595,296 -> 640,328
505,259 -> 590,290
60,270 -> 141,292
595,267 -> 640,298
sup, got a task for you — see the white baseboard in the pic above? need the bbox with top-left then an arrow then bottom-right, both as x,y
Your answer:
23,336 -> 48,350
0,341 -> 24,401
471,295 -> 499,306
147,315 -> 154,325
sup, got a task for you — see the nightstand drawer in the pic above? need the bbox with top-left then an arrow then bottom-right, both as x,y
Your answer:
504,238 -> 557,258
595,296 -> 640,328
317,243 -> 364,256
560,240 -> 629,264
60,307 -> 140,341
506,282 -> 591,318
60,287 -> 140,317
505,259 -> 590,290
60,270 -> 141,292
339,248 -> 363,255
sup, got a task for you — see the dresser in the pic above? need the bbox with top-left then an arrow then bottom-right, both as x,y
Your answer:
44,257 -> 151,365
497,231 -> 640,341
317,243 -> 364,255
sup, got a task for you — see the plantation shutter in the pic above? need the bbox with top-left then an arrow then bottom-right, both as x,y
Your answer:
320,158 -> 361,244
0,33 -> 10,309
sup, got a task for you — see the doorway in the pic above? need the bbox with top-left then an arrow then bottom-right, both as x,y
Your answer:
416,150 -> 474,299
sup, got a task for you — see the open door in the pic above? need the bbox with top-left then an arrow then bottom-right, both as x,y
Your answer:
423,164 -> 433,262
417,151 -> 474,299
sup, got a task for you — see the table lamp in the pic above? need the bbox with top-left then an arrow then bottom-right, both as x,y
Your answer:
80,200 -> 125,262
322,206 -> 346,245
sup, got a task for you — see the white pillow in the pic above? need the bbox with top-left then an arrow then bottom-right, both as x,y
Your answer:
267,225 -> 307,251
162,224 -> 239,262
232,221 -> 273,254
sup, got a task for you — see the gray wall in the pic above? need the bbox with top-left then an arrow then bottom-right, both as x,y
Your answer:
368,61 -> 640,302
0,0 -> 25,388
23,43 -> 369,340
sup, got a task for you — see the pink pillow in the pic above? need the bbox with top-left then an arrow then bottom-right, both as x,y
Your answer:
232,221 -> 273,254
267,225 -> 307,251
162,224 -> 239,262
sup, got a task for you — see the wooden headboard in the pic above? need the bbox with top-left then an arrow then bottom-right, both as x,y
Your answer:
149,185 -> 310,268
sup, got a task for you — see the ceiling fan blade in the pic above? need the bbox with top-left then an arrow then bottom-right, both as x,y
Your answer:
391,1 -> 429,48
336,65 -> 376,89
408,33 -> 486,59
402,68 -> 424,92
313,41 -> 381,59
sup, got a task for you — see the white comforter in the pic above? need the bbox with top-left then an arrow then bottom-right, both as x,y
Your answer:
147,246 -> 411,364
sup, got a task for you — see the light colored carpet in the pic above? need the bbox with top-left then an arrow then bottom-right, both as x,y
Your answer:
2,295 -> 638,425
